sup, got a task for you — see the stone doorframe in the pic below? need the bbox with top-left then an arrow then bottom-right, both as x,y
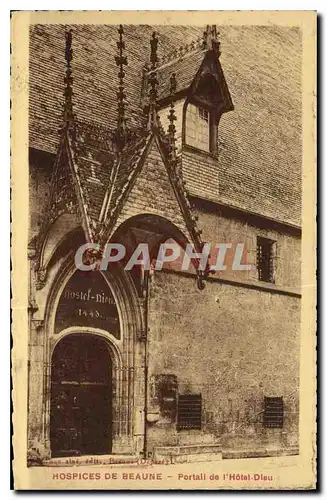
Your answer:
39,254 -> 145,460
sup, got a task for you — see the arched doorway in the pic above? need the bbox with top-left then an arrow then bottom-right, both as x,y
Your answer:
50,334 -> 112,457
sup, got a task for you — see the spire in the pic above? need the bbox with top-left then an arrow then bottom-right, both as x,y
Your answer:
64,29 -> 74,125
147,31 -> 159,130
202,25 -> 221,56
113,24 -> 128,151
167,73 -> 177,163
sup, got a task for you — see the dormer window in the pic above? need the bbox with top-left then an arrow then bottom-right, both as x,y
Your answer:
185,103 -> 212,153
154,36 -> 234,156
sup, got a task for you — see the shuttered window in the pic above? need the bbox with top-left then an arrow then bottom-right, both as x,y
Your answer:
177,394 -> 202,430
263,396 -> 284,428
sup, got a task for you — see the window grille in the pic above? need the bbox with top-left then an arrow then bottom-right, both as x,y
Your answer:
257,237 -> 276,283
177,393 -> 202,430
263,396 -> 284,428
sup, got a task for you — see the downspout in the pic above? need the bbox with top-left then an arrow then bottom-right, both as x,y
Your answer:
142,269 -> 150,457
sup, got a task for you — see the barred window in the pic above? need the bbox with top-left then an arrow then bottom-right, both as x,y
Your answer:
263,396 -> 284,428
257,237 -> 276,283
185,104 -> 210,152
177,394 -> 202,430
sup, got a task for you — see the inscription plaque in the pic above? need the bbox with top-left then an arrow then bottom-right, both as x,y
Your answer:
55,270 -> 120,338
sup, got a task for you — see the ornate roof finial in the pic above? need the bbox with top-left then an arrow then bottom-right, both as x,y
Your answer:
114,24 -> 128,151
167,73 -> 177,163
147,32 -> 159,130
64,29 -> 74,125
170,72 -> 177,95
150,31 -> 159,69
202,25 -> 221,56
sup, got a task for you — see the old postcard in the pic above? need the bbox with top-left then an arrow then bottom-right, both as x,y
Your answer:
11,10 -> 316,490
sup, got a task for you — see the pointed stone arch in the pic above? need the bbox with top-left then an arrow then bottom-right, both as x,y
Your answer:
112,213 -> 192,254
29,231 -> 146,459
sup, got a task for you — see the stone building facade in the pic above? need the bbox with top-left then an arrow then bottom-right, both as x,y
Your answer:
27,23 -> 301,464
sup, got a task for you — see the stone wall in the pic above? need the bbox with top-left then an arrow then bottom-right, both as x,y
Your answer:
198,209 -> 301,289
29,147 -> 301,459
146,270 -> 300,455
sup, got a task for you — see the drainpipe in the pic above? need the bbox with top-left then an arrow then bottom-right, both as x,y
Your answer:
142,269 -> 150,458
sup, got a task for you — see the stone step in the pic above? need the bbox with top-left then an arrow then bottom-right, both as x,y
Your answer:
222,446 -> 299,460
154,443 -> 223,463
219,431 -> 298,455
178,431 -> 217,445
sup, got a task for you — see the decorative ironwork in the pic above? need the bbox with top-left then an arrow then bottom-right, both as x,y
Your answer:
113,24 -> 128,151
177,393 -> 202,430
150,31 -> 159,69
263,397 -> 284,428
64,29 -> 74,125
167,73 -> 177,164
147,32 -> 159,130
159,35 -> 205,67
196,270 -> 206,291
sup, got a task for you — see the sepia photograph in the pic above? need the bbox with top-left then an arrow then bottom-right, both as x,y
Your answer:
11,10 -> 316,490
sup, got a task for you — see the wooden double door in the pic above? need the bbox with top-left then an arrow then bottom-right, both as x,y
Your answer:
50,334 -> 112,457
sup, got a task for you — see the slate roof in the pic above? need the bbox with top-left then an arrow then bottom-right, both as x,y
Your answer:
155,49 -> 207,101
97,131 -> 207,266
29,24 -> 302,227
71,120 -> 115,232
108,133 -> 150,216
